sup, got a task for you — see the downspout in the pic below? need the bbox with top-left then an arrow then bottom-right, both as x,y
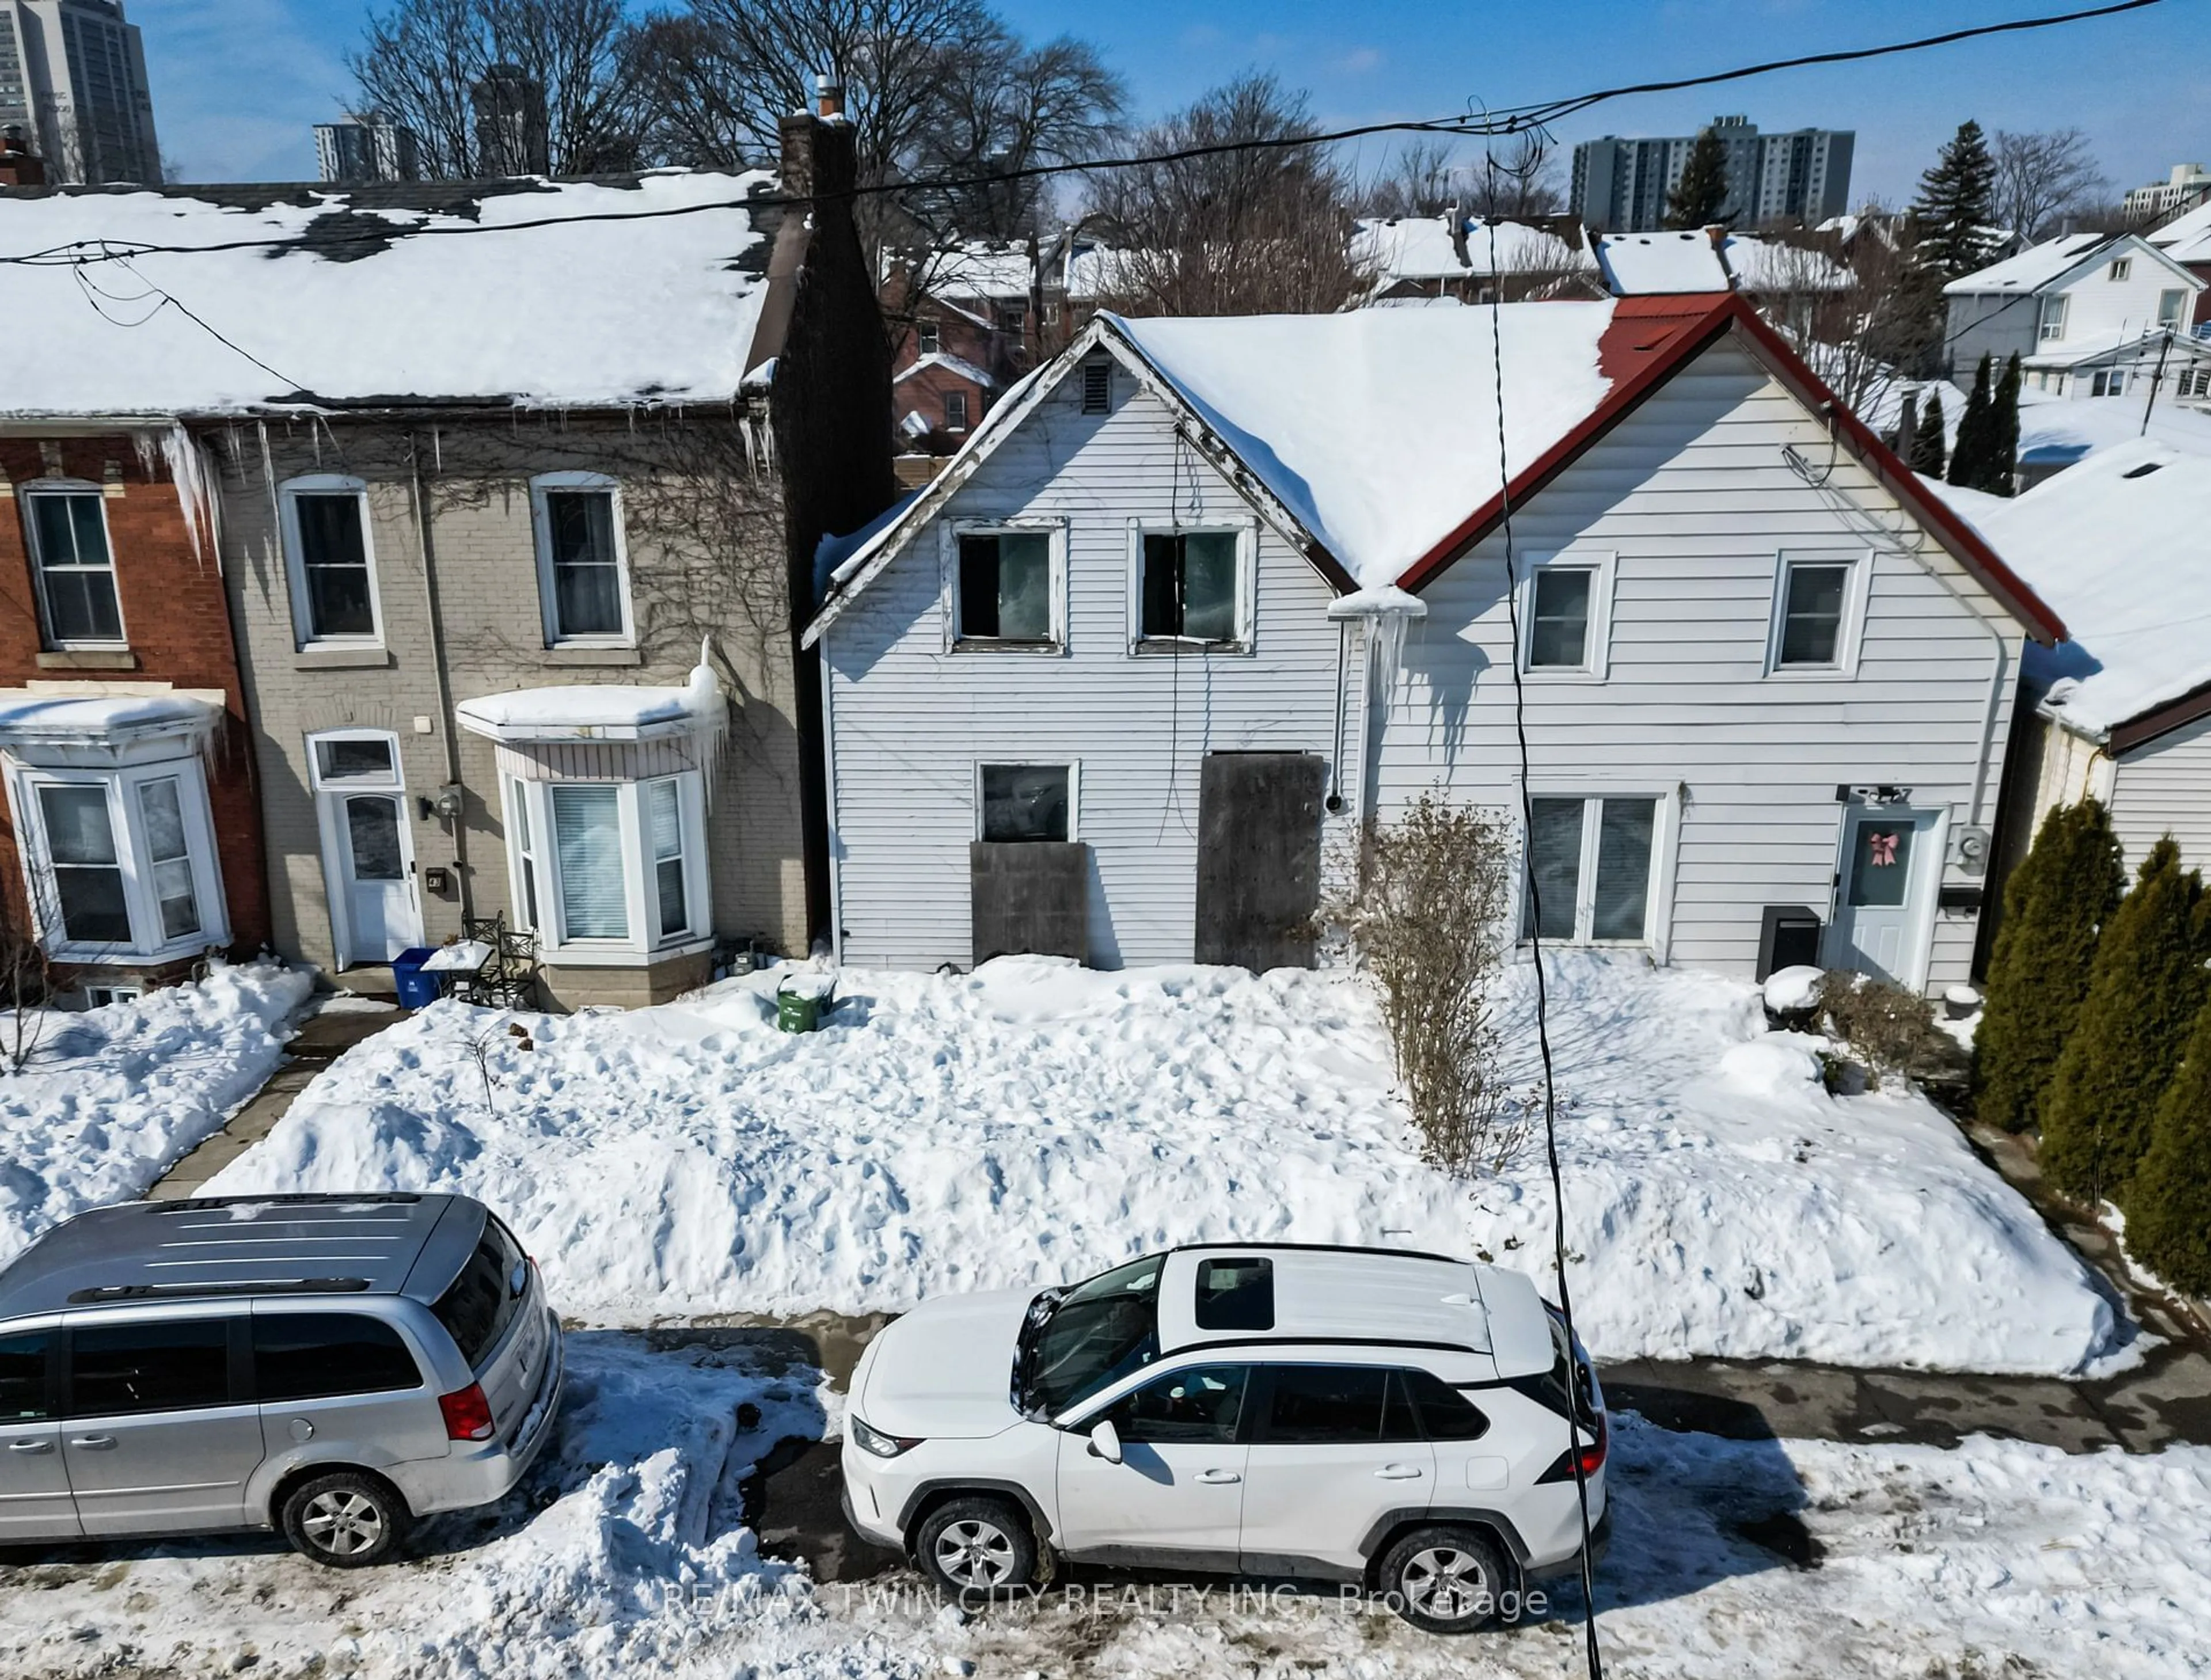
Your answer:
408,429 -> 472,921
819,621 -> 844,966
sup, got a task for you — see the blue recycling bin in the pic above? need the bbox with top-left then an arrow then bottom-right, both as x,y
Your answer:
392,947 -> 442,1010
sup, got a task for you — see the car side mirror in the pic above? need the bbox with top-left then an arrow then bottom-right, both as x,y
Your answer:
1087,1418 -> 1123,1464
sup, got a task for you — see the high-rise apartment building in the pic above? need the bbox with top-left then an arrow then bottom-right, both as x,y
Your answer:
0,0 -> 160,185
315,115 -> 420,184
1571,117 -> 1852,233
2122,164 -> 2211,223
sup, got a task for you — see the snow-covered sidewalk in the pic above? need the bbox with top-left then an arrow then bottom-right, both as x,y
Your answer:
0,961 -> 311,1265
206,952 -> 2117,1375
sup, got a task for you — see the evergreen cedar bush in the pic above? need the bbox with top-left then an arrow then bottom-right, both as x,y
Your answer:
2128,996 -> 2211,1296
1993,352 -> 2022,495
2042,837 -> 2207,1204
1910,119 -> 2000,283
1909,390 -> 1947,477
1972,799 -> 2125,1132
1665,126 -> 1732,230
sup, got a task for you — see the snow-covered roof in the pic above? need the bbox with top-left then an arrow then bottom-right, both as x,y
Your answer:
914,241 -> 1036,299
1353,215 -> 1589,284
2145,196 -> 2211,252
1590,230 -> 1731,295
1719,232 -> 1852,294
455,667 -> 724,743
0,171 -> 776,417
1942,231 -> 2129,296
0,687 -> 222,750
894,350 -> 998,390
1968,440 -> 2211,737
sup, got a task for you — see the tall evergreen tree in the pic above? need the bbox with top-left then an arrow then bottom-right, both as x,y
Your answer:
1909,389 -> 1948,477
1665,126 -> 1733,230
2126,994 -> 2211,1295
1910,120 -> 2000,283
1992,352 -> 2023,496
2043,837 -> 2207,1204
1973,799 -> 2126,1132
1948,355 -> 1996,491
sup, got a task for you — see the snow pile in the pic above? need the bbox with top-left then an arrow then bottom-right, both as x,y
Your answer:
0,171 -> 773,415
1352,214 -> 1589,284
1760,964 -> 1824,1014
0,1333 -> 923,1680
0,961 -> 310,1264
1110,305 -> 1617,587
211,952 -> 2115,1374
455,661 -> 724,742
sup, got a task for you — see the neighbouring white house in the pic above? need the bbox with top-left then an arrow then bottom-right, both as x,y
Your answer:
1943,231 -> 2211,405
803,293 -> 2065,993
1954,441 -> 2211,876
1353,214 -> 1594,303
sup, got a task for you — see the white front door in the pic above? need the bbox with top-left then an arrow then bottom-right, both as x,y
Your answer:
318,790 -> 420,967
1829,807 -> 1940,986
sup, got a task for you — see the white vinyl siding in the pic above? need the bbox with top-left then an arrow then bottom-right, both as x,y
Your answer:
1369,339 -> 2022,994
822,373 -> 1360,970
2107,717 -> 2211,878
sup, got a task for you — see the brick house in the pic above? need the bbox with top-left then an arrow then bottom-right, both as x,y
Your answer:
0,432 -> 270,1001
1,106 -> 892,1006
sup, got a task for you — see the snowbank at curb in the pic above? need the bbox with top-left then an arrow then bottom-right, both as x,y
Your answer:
0,961 -> 310,1264
210,952 -> 2117,1374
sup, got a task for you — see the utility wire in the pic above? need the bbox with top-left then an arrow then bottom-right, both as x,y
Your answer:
0,0 -> 2163,270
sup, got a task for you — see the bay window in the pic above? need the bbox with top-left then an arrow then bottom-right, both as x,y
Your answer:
7,759 -> 226,959
499,773 -> 706,958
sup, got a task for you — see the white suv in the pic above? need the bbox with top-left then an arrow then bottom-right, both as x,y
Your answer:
840,1244 -> 1608,1633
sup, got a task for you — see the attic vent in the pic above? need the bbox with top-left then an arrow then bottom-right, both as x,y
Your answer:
1081,358 -> 1112,415
2122,461 -> 2165,478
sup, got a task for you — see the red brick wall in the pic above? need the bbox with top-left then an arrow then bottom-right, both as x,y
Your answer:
0,436 -> 272,967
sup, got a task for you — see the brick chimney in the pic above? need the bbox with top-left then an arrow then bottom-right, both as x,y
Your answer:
757,82 -> 895,944
0,126 -> 46,188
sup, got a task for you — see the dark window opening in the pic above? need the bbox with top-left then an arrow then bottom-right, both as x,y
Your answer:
1527,567 -> 1594,668
70,1318 -> 233,1416
294,492 -> 375,638
979,764 -> 1070,842
253,1313 -> 423,1402
1140,531 -> 1239,641
1194,1257 -> 1274,1331
28,492 -> 123,645
958,531 -> 1053,641
431,1214 -> 527,1370
545,489 -> 624,638
1778,562 -> 1850,667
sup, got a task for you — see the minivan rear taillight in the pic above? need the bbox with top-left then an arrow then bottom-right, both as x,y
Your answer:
439,1382 -> 497,1442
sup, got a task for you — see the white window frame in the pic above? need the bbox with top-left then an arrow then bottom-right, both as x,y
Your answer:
1516,784 -> 1681,957
2109,257 -> 2132,282
916,318 -> 941,356
944,391 -> 970,433
279,474 -> 384,651
2159,288 -> 2187,330
496,771 -> 710,963
529,471 -> 635,648
1514,551 -> 1617,681
941,518 -> 1069,653
1764,549 -> 1872,679
3,757 -> 229,963
20,481 -> 127,651
2038,293 -> 2069,343
972,760 -> 1080,843
306,727 -> 405,792
1125,518 -> 1258,653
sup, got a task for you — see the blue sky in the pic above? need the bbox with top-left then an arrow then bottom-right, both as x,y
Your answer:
136,0 -> 2210,209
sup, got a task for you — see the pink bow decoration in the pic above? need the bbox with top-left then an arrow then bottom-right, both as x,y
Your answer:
1866,832 -> 1899,867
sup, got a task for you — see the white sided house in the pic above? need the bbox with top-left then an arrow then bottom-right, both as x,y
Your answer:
806,295 -> 2065,992
1961,442 -> 2211,876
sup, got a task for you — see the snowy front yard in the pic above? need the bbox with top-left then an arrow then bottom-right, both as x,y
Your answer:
206,951 -> 2117,1375
0,961 -> 309,1265
2,1330 -> 2205,1680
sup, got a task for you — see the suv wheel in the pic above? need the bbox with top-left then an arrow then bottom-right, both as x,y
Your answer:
1379,1525 -> 1509,1634
280,1471 -> 411,1568
913,1496 -> 1038,1597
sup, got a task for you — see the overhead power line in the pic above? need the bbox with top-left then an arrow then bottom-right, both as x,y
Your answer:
0,0 -> 2166,270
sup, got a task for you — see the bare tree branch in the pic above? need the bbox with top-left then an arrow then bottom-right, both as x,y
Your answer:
1993,128 -> 2110,242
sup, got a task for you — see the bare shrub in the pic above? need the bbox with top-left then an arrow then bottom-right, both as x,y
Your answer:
1817,970 -> 1963,1088
1324,794 -> 1522,1176
0,894 -> 56,1074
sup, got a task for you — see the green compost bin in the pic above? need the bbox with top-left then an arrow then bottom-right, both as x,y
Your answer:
776,976 -> 832,1033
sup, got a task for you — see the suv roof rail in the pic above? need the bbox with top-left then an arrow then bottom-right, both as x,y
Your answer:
1165,1240 -> 1464,1265
66,1278 -> 374,1304
154,1194 -> 423,1213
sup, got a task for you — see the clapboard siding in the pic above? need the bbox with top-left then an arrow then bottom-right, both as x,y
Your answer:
1368,338 -> 2022,993
823,373 -> 1359,969
2111,717 -> 2211,873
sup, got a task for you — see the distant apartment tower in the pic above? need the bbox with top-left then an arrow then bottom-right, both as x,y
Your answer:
2123,164 -> 2211,223
315,115 -> 419,184
0,0 -> 159,184
472,63 -> 548,176
1571,117 -> 1852,233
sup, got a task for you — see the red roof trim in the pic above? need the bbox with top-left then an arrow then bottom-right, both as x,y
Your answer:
1395,293 -> 2069,647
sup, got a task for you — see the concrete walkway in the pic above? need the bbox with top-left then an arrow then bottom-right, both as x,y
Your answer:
150,1004 -> 406,1200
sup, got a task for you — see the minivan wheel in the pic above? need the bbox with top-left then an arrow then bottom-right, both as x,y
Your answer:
280,1471 -> 411,1568
913,1496 -> 1038,1597
1379,1525 -> 1509,1635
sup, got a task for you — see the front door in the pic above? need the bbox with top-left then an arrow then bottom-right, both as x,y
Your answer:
324,791 -> 419,967
1194,752 -> 1327,971
0,1327 -> 77,1541
63,1317 -> 267,1537
1829,807 -> 1941,986
1056,1363 -> 1251,1565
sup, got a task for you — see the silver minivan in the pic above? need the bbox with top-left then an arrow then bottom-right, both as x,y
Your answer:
0,1192 -> 563,1566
